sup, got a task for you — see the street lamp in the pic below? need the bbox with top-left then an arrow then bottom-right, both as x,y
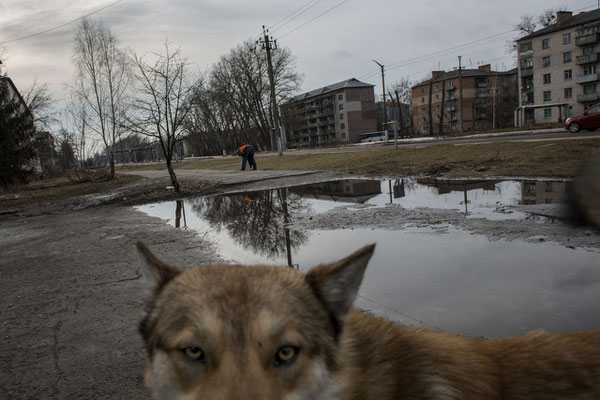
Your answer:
372,59 -> 387,133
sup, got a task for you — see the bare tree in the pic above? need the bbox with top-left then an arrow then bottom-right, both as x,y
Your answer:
73,17 -> 130,179
206,40 -> 302,151
128,42 -> 199,192
516,14 -> 538,35
23,79 -> 55,130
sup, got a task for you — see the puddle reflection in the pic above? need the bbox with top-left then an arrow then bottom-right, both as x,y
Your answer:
187,188 -> 307,267
136,177 -> 600,338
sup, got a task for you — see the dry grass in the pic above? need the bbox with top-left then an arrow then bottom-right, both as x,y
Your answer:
4,138 -> 600,214
122,138 -> 600,178
0,174 -> 142,213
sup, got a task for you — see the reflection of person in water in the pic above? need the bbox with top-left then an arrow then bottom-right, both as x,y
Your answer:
237,144 -> 257,171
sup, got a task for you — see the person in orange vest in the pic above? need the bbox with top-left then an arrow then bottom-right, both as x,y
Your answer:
236,144 -> 257,171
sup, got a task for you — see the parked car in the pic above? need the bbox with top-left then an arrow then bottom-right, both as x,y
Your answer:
565,104 -> 600,132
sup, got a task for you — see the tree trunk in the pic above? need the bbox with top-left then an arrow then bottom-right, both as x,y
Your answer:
166,158 -> 180,192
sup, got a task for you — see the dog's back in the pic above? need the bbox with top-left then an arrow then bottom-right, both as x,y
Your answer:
137,243 -> 600,400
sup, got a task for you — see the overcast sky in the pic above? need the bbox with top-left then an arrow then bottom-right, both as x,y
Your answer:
1,0 -> 597,119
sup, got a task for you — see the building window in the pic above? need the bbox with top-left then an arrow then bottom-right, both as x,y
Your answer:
520,41 -> 532,52
422,117 -> 426,122
421,106 -> 425,113
421,97 -> 425,103
563,51 -> 572,63
339,104 -> 344,110
339,113 -> 344,120
434,94 -> 439,100
543,56 -> 551,67
584,46 -> 596,55
564,69 -> 572,80
584,84 -> 597,95
421,87 -> 425,93
421,125 -> 427,132
543,73 -> 551,84
545,182 -> 553,192
434,84 -> 438,90
564,88 -> 573,98
584,65 -> 597,75
341,132 -> 346,139
563,32 -> 571,44
544,108 -> 552,118
338,94 -> 343,100
340,123 -> 345,129
543,91 -> 551,101
542,38 -> 550,49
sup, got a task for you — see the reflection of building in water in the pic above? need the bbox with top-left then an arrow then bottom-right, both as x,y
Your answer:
416,178 -> 497,194
521,181 -> 573,205
291,179 -> 381,203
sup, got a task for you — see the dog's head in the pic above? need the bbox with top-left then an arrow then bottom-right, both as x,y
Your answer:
137,242 -> 374,400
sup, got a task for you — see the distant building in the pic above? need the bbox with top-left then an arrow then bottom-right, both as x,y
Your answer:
280,78 -> 377,147
411,65 -> 518,136
515,9 -> 600,125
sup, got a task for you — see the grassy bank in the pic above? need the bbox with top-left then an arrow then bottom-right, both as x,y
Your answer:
123,138 -> 600,178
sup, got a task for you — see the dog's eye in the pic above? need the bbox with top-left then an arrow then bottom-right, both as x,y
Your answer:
181,346 -> 205,362
275,346 -> 299,365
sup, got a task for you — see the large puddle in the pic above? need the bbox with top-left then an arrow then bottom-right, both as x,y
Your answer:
136,178 -> 600,338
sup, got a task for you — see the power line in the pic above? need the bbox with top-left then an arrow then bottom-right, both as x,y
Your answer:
360,29 -> 517,80
278,0 -> 351,39
0,0 -> 127,45
269,0 -> 323,32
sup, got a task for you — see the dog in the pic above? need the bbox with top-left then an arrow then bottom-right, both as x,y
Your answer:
137,242 -> 600,399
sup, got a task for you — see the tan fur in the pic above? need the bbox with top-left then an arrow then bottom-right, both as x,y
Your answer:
137,243 -> 600,400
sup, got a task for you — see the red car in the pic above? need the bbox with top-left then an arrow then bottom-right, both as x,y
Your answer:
565,104 -> 600,132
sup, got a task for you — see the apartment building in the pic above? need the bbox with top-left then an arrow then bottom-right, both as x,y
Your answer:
411,65 -> 518,136
280,78 -> 377,147
516,9 -> 600,125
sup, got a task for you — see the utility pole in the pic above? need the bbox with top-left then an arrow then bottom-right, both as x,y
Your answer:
258,26 -> 283,156
458,56 -> 464,133
373,60 -> 387,135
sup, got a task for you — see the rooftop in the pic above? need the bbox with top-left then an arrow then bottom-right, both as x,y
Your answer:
288,78 -> 374,102
413,67 -> 517,88
517,8 -> 600,41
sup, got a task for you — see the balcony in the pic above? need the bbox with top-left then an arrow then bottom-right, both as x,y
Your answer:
576,53 -> 599,65
577,93 -> 599,102
449,117 -> 458,122
446,84 -> 456,91
576,73 -> 600,84
576,33 -> 600,46
521,66 -> 533,76
521,83 -> 534,91
476,82 -> 488,88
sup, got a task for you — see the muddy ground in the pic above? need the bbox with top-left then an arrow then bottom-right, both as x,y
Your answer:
1,166 -> 600,399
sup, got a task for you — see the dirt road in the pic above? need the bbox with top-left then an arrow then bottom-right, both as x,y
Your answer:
0,170 -> 346,399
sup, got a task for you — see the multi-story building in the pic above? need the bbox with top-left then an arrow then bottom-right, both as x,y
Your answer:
516,9 -> 600,125
411,65 -> 518,136
280,78 -> 377,147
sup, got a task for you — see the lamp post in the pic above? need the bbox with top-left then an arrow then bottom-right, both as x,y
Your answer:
372,60 -> 387,134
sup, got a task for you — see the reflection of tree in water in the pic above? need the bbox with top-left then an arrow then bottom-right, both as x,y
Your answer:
189,188 -> 308,261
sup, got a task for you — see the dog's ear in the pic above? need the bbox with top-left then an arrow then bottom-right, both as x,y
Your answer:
305,244 -> 375,332
136,242 -> 180,292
